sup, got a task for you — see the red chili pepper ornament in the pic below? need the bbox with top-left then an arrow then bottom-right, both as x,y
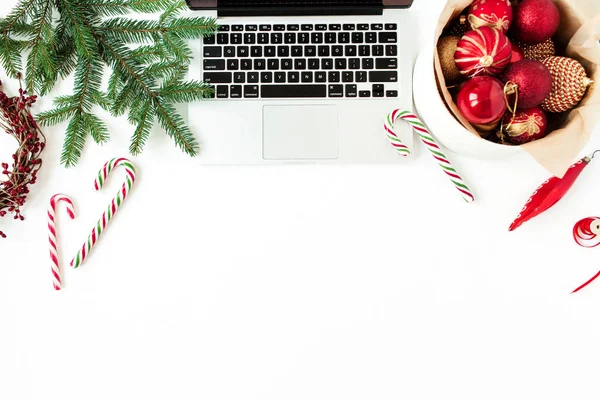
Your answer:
509,150 -> 599,231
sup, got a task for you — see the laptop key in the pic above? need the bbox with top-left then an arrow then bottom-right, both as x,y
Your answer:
298,33 -> 310,44
204,35 -> 216,45
224,46 -> 235,57
305,45 -> 316,56
301,24 -> 313,31
265,46 -> 276,57
246,25 -> 258,31
291,46 -> 303,57
295,59 -> 306,70
288,72 -> 300,83
369,71 -> 398,82
315,72 -> 326,82
362,58 -> 374,69
352,32 -> 363,43
271,33 -> 283,44
259,25 -> 271,31
346,84 -> 358,97
371,23 -> 384,30
204,59 -> 225,70
216,85 -> 228,98
376,58 -> 398,69
241,59 -> 252,70
274,24 -> 285,31
329,24 -> 341,31
366,32 -> 377,43
373,91 -> 384,98
250,46 -> 262,57
219,25 -> 230,32
281,59 -> 293,70
356,71 -> 367,82
345,45 -> 357,57
342,71 -> 354,82
227,59 -> 239,70
234,72 -> 245,83
231,33 -> 242,44
328,84 -> 344,97
335,58 -> 347,70
258,33 -> 269,44
373,45 -> 384,56
248,72 -> 259,83
373,84 -> 384,93
359,45 -> 370,57
318,46 -> 329,57
343,24 -> 356,31
204,46 -> 222,57
277,46 -> 290,57
287,24 -> 299,31
357,24 -> 369,30
379,32 -> 398,43
203,72 -> 232,84
232,25 -> 243,31
386,45 -> 398,56
275,72 -> 286,83
268,59 -> 279,70
349,58 -> 360,69
315,24 -> 327,31
328,71 -> 340,83
217,33 -> 228,44
322,59 -> 333,70
386,90 -> 399,97
302,72 -> 313,83
332,46 -> 343,57
311,33 -> 323,44
325,32 -> 336,43
359,90 -> 371,97
385,23 -> 397,30
254,59 -> 266,70
244,33 -> 256,44
261,72 -> 273,83
338,32 -> 350,44
262,85 -> 326,98
230,85 -> 242,98
237,46 -> 249,57
308,59 -> 320,69
285,33 -> 296,44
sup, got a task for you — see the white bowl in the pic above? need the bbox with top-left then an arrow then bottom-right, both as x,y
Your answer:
412,46 -> 523,160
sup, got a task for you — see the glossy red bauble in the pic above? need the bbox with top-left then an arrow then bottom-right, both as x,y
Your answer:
503,59 -> 552,108
455,26 -> 513,77
467,0 -> 513,33
501,106 -> 548,144
457,76 -> 508,128
512,0 -> 560,44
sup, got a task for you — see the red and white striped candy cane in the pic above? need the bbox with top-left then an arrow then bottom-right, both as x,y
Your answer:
571,217 -> 600,294
71,157 -> 136,269
48,194 -> 76,290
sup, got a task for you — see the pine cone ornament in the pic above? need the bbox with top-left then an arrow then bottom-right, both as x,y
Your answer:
455,26 -> 512,77
541,56 -> 594,113
518,38 -> 556,62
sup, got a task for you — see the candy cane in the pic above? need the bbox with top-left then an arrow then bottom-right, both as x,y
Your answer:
48,194 -> 76,290
70,158 -> 136,269
385,109 -> 475,203
571,217 -> 600,294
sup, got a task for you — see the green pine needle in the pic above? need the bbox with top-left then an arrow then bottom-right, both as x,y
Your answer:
0,0 -> 218,167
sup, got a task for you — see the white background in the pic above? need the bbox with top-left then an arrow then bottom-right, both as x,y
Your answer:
2,1 -> 600,399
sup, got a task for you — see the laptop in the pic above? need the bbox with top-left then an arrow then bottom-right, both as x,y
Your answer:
186,0 -> 415,164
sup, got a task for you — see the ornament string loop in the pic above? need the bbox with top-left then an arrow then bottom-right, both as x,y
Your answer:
503,81 -> 519,123
590,150 -> 600,159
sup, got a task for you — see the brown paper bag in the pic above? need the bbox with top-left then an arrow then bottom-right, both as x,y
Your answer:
434,0 -> 600,178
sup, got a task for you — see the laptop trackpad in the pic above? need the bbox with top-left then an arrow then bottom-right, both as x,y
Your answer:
263,105 -> 338,160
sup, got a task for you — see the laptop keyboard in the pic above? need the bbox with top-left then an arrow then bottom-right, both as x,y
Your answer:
201,23 -> 399,99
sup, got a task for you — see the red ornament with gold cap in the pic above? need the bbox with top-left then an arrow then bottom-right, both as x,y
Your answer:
467,0 -> 513,34
455,26 -> 513,77
456,75 -> 510,132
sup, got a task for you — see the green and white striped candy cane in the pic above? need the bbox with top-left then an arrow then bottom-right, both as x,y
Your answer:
385,109 -> 475,203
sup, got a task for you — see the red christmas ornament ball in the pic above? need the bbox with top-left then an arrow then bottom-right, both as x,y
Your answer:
510,42 -> 525,63
457,76 -> 508,129
467,0 -> 513,34
503,59 -> 552,108
501,106 -> 548,144
455,26 -> 513,77
512,0 -> 560,44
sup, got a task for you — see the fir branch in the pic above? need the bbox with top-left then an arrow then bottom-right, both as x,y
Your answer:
158,1 -> 186,24
129,100 -> 153,155
165,17 -> 219,39
89,0 -> 174,17
0,37 -> 25,77
100,18 -> 163,44
37,104 -> 76,126
58,0 -> 97,60
158,81 -> 213,104
81,112 -> 109,144
25,0 -> 55,93
61,111 -> 87,167
153,100 -> 197,156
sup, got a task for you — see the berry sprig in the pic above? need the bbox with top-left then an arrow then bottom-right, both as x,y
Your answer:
0,75 -> 45,238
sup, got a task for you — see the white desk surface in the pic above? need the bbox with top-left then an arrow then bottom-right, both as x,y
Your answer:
2,1 -> 600,399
